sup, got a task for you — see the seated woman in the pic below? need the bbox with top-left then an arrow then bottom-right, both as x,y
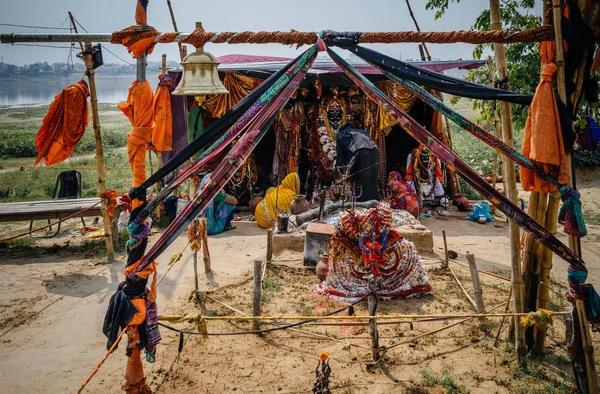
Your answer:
387,171 -> 422,218
255,172 -> 300,229
199,173 -> 238,235
314,203 -> 431,302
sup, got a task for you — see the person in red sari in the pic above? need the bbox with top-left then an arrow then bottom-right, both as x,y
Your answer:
387,171 -> 421,218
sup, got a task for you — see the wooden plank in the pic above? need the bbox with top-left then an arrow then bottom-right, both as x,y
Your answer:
0,198 -> 120,223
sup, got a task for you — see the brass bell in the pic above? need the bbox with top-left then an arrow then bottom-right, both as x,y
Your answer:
172,23 -> 228,98
172,49 -> 229,97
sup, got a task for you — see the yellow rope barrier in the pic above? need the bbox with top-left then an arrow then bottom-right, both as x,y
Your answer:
158,309 -> 566,323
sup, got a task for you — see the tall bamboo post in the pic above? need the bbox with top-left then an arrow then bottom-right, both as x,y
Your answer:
367,279 -> 380,361
466,252 -> 485,314
551,0 -> 597,386
486,57 -> 508,206
82,42 -> 115,260
252,259 -> 262,333
166,0 -> 186,60
489,0 -> 527,366
404,0 -> 432,61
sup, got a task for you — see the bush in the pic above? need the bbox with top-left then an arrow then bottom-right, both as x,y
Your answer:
0,187 -> 12,199
575,149 -> 600,167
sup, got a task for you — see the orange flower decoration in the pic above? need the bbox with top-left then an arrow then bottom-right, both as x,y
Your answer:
101,189 -> 118,217
319,351 -> 329,361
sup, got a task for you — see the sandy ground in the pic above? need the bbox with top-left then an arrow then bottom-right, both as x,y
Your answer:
0,172 -> 599,393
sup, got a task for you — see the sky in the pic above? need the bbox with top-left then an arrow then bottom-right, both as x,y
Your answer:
0,0 -> 544,66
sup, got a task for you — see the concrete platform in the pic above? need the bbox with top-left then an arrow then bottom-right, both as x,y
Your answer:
272,226 -> 434,256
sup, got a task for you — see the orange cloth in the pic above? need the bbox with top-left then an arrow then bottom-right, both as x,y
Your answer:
152,75 -> 172,152
125,259 -> 157,303
520,41 -> 568,193
202,72 -> 260,118
34,80 -> 89,166
123,332 -> 152,393
119,80 -> 154,208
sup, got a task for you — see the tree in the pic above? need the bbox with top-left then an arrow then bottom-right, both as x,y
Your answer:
425,0 -> 541,130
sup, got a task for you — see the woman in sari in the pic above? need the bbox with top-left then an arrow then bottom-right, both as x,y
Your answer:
199,173 -> 238,235
255,172 -> 300,229
387,171 -> 421,218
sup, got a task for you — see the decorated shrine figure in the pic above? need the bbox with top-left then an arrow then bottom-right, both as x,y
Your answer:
405,145 -> 446,207
314,203 -> 432,302
320,94 -> 347,143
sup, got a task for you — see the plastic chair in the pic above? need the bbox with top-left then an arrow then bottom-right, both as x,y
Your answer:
30,170 -> 86,238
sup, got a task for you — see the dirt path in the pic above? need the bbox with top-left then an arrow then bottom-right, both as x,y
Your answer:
0,175 -> 598,393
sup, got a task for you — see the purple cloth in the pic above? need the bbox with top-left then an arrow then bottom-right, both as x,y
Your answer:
162,70 -> 188,165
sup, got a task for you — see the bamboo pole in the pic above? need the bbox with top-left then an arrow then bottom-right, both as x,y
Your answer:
466,252 -> 485,314
166,0 -> 186,60
403,0 -> 431,61
551,0 -> 597,386
489,0 -> 527,366
201,217 -> 211,273
449,263 -> 478,311
494,286 -> 512,347
192,250 -> 200,302
252,259 -> 262,333
486,57 -> 507,205
442,229 -> 449,270
82,42 -> 115,260
367,279 -> 380,361
575,298 -> 599,393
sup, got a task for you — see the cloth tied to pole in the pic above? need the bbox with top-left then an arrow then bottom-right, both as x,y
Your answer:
100,189 -> 119,217
152,74 -> 173,152
119,80 -> 155,208
34,80 -> 90,166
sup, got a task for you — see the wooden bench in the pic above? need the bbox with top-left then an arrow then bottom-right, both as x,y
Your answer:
0,198 -> 121,248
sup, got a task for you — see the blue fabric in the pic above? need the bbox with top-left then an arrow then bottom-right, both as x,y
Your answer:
199,174 -> 236,235
588,284 -> 600,321
466,202 -> 494,222
568,268 -> 588,284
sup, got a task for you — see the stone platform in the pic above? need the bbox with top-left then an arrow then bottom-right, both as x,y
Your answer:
272,226 -> 433,256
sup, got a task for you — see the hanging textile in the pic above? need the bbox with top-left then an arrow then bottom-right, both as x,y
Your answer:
272,103 -> 304,182
34,80 -> 89,166
132,45 -> 318,274
323,44 -> 587,282
324,33 -> 533,105
134,52 -> 313,223
138,52 -> 304,192
119,80 -> 154,208
161,70 -> 188,165
202,72 -> 260,118
520,41 -> 568,194
152,74 -> 173,152
344,43 -> 586,238
374,80 -> 416,132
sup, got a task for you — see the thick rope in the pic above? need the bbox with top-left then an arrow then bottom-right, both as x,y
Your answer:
111,26 -> 556,48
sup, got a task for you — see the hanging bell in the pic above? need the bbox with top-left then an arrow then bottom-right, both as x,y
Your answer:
172,48 -> 228,97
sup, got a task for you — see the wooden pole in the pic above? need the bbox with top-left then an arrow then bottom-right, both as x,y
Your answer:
166,0 -> 186,61
551,0 -> 581,258
494,285 -> 512,347
82,42 -> 115,260
486,57 -> 507,200
201,217 -> 211,273
551,1 -> 596,386
192,250 -> 200,301
252,259 -> 262,333
466,252 -> 485,314
442,229 -> 449,270
266,228 -> 273,265
367,279 -> 380,361
489,0 -> 527,367
404,0 -> 432,61
449,263 -> 478,311
575,298 -> 599,393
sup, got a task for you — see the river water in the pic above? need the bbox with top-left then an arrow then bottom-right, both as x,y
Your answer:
0,74 -> 160,106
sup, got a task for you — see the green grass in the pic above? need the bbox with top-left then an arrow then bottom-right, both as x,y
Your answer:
420,368 -> 469,393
